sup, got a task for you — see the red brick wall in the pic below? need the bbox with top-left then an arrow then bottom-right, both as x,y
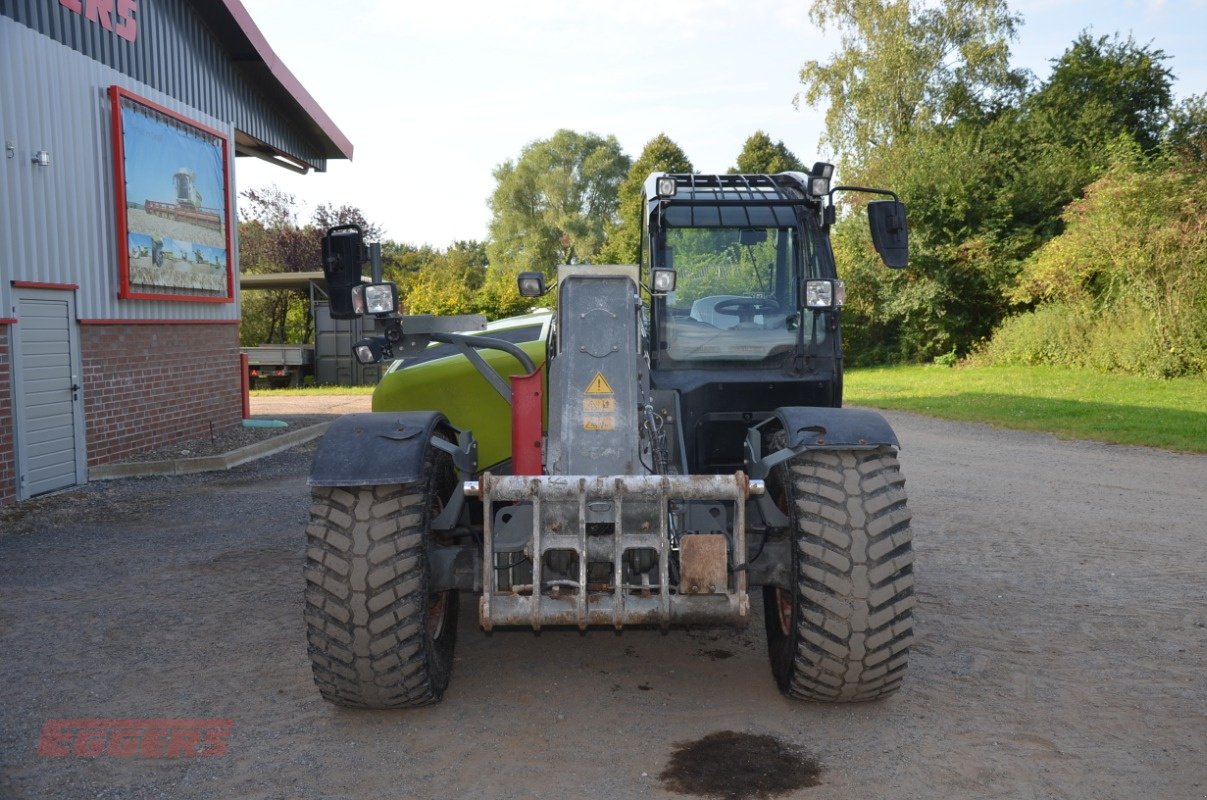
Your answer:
80,323 -> 242,467
0,325 -> 15,506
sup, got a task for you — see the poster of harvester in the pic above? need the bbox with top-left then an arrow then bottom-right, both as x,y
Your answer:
111,86 -> 232,301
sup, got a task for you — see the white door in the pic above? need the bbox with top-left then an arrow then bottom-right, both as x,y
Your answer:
12,290 -> 87,498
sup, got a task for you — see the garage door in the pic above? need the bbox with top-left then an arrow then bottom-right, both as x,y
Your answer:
14,291 -> 86,498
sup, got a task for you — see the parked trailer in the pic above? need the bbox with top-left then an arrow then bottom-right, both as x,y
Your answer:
241,344 -> 314,388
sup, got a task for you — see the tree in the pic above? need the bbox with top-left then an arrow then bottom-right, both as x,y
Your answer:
598,133 -> 693,265
1030,33 -> 1173,154
729,131 -> 805,174
1165,94 -> 1207,163
798,0 -> 1024,170
486,129 -> 631,278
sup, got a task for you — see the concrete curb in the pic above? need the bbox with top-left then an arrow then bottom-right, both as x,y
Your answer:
89,422 -> 330,481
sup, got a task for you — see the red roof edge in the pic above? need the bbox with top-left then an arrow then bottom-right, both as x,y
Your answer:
220,0 -> 354,161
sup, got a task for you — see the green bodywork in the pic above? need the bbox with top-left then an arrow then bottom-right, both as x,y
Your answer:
371,312 -> 550,470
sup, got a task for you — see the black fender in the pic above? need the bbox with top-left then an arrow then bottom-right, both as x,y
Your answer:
770,405 -> 899,450
309,412 -> 466,487
745,406 -> 900,531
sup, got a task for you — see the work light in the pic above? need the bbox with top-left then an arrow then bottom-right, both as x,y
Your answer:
353,337 -> 386,364
517,272 -> 546,297
351,282 -> 398,315
651,268 -> 676,293
805,279 -> 845,308
809,162 -> 834,197
656,176 -> 678,198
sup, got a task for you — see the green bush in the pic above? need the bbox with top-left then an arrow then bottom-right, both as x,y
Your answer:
982,155 -> 1207,378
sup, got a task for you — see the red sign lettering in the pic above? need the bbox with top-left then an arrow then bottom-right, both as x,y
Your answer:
60,0 -> 138,43
38,719 -> 234,758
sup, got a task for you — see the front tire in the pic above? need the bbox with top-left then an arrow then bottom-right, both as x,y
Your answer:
764,444 -> 915,702
303,442 -> 459,708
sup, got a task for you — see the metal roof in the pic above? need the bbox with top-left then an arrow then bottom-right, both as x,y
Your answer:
240,271 -> 327,290
203,1 -> 353,163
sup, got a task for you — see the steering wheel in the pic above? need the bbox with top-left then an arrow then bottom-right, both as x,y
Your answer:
712,297 -> 781,325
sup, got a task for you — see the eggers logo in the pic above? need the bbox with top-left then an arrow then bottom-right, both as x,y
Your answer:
38,719 -> 232,758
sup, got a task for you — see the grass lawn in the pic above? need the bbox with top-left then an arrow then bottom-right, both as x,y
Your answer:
844,364 -> 1207,453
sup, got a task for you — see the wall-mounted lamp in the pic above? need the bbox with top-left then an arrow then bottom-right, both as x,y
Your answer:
32,150 -> 50,167
6,142 -> 15,160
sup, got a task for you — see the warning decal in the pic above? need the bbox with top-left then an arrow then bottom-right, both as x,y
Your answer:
582,371 -> 616,430
585,372 -> 614,394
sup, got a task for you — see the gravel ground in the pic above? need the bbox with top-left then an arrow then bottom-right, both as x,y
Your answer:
0,405 -> 1204,799
98,394 -> 371,465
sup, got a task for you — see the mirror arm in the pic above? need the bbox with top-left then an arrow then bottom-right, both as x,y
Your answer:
828,185 -> 900,203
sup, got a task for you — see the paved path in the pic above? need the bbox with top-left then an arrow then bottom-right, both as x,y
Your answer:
250,393 -> 372,417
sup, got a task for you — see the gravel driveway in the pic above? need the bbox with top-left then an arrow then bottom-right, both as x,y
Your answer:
1,405 -> 1204,799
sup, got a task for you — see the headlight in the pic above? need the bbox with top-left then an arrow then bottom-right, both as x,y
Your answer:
517,271 -> 546,297
353,337 -> 387,364
805,279 -> 845,308
351,283 -> 398,315
651,268 -> 676,293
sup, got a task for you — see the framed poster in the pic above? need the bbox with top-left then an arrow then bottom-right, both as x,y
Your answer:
109,86 -> 234,302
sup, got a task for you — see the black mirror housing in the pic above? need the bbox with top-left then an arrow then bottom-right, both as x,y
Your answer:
868,201 -> 908,269
321,224 -> 367,319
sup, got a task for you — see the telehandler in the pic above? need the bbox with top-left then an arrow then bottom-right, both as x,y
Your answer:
304,167 -> 914,708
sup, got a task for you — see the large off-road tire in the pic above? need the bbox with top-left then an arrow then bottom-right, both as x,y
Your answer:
303,442 -> 459,708
763,442 -> 915,702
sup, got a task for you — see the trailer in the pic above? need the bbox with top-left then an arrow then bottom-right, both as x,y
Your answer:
241,344 -> 314,388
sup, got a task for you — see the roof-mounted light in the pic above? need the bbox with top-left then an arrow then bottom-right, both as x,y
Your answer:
809,162 -> 835,197
656,176 -> 678,198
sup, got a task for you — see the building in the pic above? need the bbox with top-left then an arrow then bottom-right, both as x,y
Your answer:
1,0 -> 352,505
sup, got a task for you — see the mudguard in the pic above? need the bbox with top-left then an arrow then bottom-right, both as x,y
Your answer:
309,412 -> 454,487
771,406 -> 899,450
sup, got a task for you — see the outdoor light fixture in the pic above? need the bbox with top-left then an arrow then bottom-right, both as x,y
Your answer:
351,282 -> 399,315
32,150 -> 50,167
651,268 -> 676,293
517,271 -> 546,297
805,279 -> 845,308
656,176 -> 678,198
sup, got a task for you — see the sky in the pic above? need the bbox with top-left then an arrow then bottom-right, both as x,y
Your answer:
236,0 -> 1207,248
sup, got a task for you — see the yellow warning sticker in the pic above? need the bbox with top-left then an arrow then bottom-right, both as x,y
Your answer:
585,372 -> 614,395
583,416 -> 616,431
582,397 -> 617,413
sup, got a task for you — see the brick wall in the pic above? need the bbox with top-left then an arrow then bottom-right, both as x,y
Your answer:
80,323 -> 242,467
0,325 -> 15,506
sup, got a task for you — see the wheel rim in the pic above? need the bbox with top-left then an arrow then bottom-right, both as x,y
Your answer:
425,486 -> 452,641
427,591 -> 449,640
773,485 -> 793,637
774,588 -> 793,637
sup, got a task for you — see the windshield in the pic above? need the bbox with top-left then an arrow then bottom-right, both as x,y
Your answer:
659,226 -> 802,363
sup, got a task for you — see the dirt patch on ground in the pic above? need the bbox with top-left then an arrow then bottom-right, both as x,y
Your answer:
0,405 -> 1204,799
660,731 -> 822,799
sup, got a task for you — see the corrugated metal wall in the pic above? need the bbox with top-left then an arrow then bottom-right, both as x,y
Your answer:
1,0 -> 328,170
0,17 -> 241,321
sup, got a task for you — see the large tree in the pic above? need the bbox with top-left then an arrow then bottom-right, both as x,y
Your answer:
486,129 -> 631,278
599,133 -> 693,265
1029,32 -> 1173,154
798,0 -> 1024,171
729,131 -> 805,174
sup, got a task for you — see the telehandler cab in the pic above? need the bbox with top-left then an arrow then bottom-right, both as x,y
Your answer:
304,167 -> 914,708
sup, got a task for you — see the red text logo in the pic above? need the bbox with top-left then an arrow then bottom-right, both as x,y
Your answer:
59,0 -> 139,44
38,719 -> 232,758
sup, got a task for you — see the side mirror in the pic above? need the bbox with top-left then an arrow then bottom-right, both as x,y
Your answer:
321,224 -> 367,319
868,201 -> 908,269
